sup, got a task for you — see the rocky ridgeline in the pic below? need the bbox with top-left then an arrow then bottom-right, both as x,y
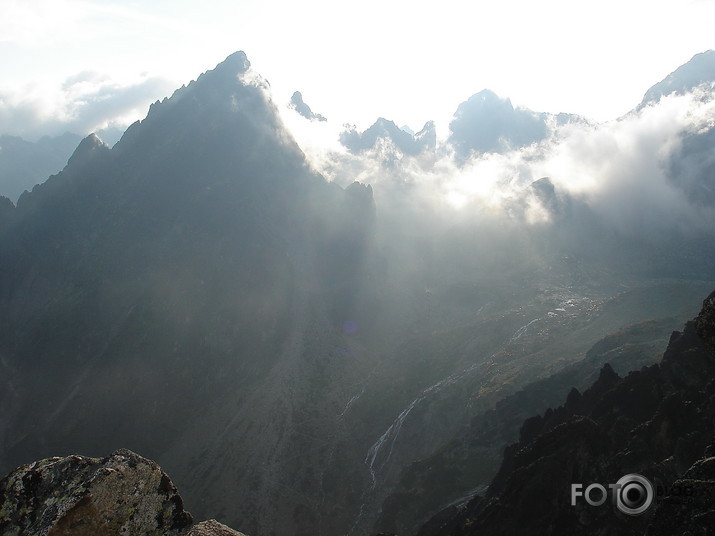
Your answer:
0,449 -> 245,536
417,290 -> 715,536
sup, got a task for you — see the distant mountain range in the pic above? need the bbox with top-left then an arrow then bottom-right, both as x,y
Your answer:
0,132 -> 82,202
1,50 -> 714,536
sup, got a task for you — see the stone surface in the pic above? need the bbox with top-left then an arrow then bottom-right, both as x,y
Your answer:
0,449 -> 192,536
695,290 -> 715,354
185,519 -> 248,536
647,456 -> 715,536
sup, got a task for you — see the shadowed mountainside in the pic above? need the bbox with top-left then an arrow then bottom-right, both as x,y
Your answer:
417,290 -> 715,536
0,51 -> 379,536
1,50 -> 715,536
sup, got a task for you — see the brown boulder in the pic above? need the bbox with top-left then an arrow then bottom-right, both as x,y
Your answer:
0,449 -> 192,535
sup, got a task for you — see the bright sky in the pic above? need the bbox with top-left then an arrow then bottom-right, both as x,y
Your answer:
1,0 -> 714,140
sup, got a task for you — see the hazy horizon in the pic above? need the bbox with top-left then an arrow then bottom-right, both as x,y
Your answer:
2,0 -> 715,143
2,13 -> 715,535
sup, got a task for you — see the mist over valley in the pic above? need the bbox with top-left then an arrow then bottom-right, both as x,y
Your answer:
1,49 -> 715,536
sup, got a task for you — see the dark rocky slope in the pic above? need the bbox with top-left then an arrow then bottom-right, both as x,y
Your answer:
418,291 -> 715,536
2,50 -> 715,536
0,51 -> 379,536
374,317 -> 680,535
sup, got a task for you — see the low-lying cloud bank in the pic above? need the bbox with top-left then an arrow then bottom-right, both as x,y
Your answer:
0,71 -> 174,142
284,84 -> 715,245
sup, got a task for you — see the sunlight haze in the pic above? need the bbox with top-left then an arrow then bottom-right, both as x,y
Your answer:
1,0 -> 714,142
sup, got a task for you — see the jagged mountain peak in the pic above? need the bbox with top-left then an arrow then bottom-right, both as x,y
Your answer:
126,51 -> 254,125
340,117 -> 436,157
466,88 -> 513,108
185,50 -> 256,97
66,132 -> 109,169
289,91 -> 327,122
448,89 -> 548,161
108,50 -> 308,188
214,50 -> 251,75
11,50 -> 307,214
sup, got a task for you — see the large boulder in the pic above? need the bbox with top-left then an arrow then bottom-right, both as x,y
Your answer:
0,449 -> 192,535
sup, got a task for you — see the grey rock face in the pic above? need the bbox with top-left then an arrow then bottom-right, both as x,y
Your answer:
185,519 -> 248,536
0,449 -> 192,536
695,290 -> 715,354
647,456 -> 715,536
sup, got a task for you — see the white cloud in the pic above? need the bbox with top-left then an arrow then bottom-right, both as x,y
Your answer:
539,92 -> 715,234
286,89 -> 715,240
0,0 -> 86,46
0,71 -> 175,140
0,0 -> 199,47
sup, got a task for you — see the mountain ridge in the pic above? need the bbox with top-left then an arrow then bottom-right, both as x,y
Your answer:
1,50 -> 715,536
0,51 -> 381,536
640,50 -> 715,108
417,290 -> 715,536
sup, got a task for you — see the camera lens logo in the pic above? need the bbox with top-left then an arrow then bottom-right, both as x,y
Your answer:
571,473 -> 654,515
615,474 -> 653,515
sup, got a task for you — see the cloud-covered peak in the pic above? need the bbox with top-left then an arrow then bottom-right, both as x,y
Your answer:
110,49 -> 309,189
640,50 -> 715,107
340,118 -> 436,157
289,91 -> 327,122
187,50 -> 258,95
448,89 -> 548,162
0,74 -> 174,142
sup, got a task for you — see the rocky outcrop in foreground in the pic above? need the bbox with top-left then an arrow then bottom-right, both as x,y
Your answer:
0,449 -> 245,536
186,520 -> 247,536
